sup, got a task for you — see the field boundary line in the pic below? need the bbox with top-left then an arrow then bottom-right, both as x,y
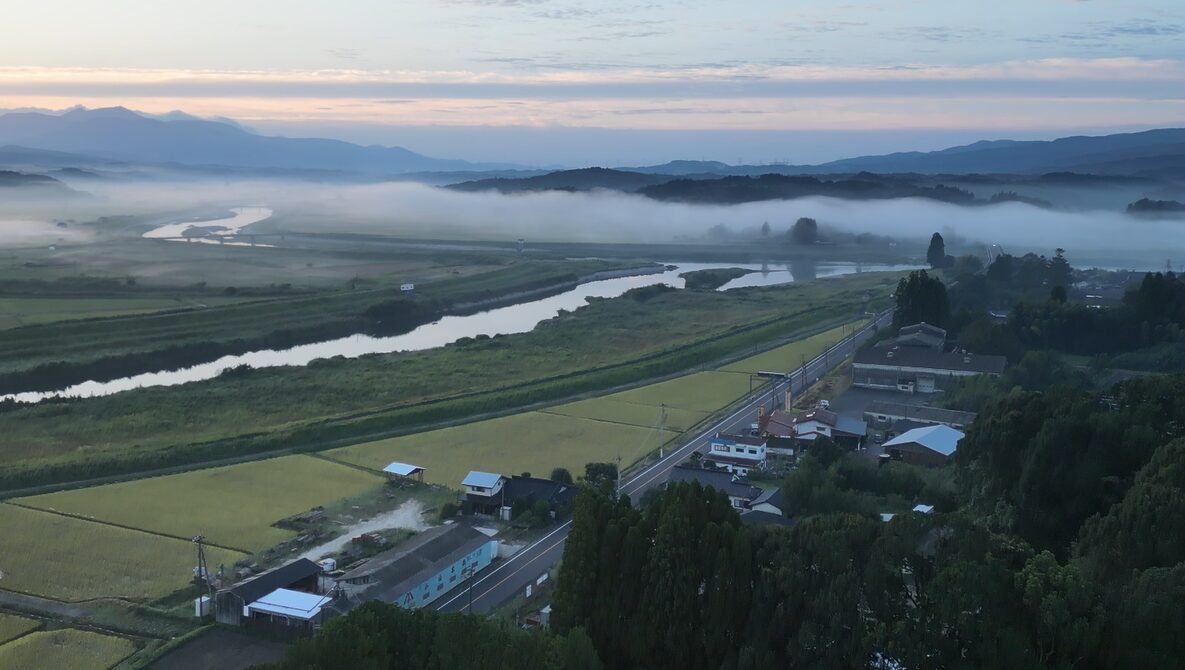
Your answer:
2,502 -> 252,555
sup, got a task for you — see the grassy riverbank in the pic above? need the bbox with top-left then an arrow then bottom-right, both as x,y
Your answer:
0,271 -> 899,489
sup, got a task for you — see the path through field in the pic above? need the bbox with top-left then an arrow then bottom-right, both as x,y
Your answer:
297,500 -> 429,562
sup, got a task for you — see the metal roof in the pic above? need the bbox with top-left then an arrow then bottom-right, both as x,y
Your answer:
247,588 -> 333,620
225,558 -> 322,604
668,465 -> 763,500
883,424 -> 965,456
912,504 -> 935,514
462,471 -> 504,488
337,524 -> 495,604
855,347 -> 1007,374
383,462 -> 424,476
864,401 -> 977,427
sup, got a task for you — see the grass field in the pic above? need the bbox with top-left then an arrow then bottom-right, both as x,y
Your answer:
0,504 -> 243,601
544,397 -> 709,432
605,371 -> 754,413
19,456 -> 384,552
328,411 -> 678,487
0,628 -> 136,670
0,613 -> 39,645
721,321 -> 866,374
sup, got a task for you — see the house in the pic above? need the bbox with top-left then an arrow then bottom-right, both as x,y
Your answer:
705,433 -> 767,476
214,558 -> 324,627
863,402 -> 976,431
460,471 -> 577,520
882,425 -> 965,466
912,504 -> 935,514
668,465 -> 763,510
749,487 -> 784,516
791,408 -> 868,449
759,407 -> 866,452
335,524 -> 497,610
461,471 -> 508,516
853,346 -> 1006,393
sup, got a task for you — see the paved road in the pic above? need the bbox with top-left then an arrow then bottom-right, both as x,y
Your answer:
436,309 -> 893,614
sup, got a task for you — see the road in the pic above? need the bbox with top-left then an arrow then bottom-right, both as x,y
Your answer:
435,309 -> 893,614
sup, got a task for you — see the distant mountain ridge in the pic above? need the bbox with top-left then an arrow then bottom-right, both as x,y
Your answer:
0,107 -> 512,174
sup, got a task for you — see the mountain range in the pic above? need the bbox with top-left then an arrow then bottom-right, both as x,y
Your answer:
0,107 -> 1183,181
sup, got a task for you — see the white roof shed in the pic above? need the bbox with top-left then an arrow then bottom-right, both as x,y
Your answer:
462,471 -> 504,488
383,462 -> 425,477
245,588 -> 333,621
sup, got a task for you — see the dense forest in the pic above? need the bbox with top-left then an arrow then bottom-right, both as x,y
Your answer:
271,255 -> 1185,669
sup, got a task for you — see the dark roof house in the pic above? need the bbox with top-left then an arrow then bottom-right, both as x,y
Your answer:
668,465 -> 763,507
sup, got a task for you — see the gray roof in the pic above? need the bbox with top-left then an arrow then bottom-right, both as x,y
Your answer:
855,346 -> 1006,374
338,524 -> 493,602
752,487 -> 783,509
865,401 -> 977,427
883,424 -> 965,456
224,558 -> 322,604
740,510 -> 796,528
899,322 -> 947,339
668,465 -> 763,501
383,462 -> 424,476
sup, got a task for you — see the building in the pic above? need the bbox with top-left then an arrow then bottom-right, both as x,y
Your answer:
863,401 -> 976,431
240,588 -> 335,633
749,487 -> 784,516
888,322 -> 947,350
335,524 -> 497,610
214,558 -> 324,627
740,510 -> 795,528
705,433 -> 767,476
853,346 -> 1006,393
882,425 -> 965,466
382,461 -> 425,483
460,471 -> 577,519
668,465 -> 763,510
790,408 -> 868,449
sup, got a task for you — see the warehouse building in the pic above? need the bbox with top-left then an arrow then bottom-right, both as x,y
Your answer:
213,558 -> 325,628
334,523 -> 497,610
853,346 -> 1006,393
882,424 -> 965,466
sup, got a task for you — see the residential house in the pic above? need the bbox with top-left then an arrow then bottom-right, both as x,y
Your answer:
882,425 -> 965,467
705,433 -> 767,476
668,465 -> 763,510
749,487 -> 784,516
791,408 -> 868,450
460,471 -> 577,520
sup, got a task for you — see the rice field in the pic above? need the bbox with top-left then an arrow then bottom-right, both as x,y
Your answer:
544,397 -> 710,432
721,321 -> 866,375
328,411 -> 678,486
0,613 -> 39,645
605,371 -> 755,413
0,628 -> 136,670
0,504 -> 243,602
18,455 -> 384,552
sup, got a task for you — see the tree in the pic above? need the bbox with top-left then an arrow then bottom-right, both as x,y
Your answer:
1048,248 -> 1072,291
927,232 -> 947,268
550,467 -> 574,485
760,221 -> 771,237
790,217 -> 817,245
893,270 -> 950,329
1050,285 -> 1068,303
583,463 -> 618,492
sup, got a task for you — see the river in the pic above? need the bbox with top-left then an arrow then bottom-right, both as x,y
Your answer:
142,206 -> 274,246
5,258 -> 917,403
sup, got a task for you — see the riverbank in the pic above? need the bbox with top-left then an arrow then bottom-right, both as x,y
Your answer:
0,270 -> 901,490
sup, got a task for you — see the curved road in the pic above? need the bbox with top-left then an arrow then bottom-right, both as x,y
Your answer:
436,309 -> 894,614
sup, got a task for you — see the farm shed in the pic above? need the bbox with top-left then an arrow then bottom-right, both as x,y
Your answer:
243,588 -> 335,634
383,461 -> 425,482
214,558 -> 323,626
883,425 -> 965,467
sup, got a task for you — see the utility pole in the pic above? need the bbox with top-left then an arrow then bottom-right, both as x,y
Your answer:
659,404 -> 667,458
615,455 -> 622,498
464,564 -> 476,614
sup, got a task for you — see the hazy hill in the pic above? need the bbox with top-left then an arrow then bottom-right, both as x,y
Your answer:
0,107 -> 507,174
447,167 -> 673,193
0,170 -> 83,197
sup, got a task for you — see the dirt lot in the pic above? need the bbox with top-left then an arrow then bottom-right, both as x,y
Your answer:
145,628 -> 288,670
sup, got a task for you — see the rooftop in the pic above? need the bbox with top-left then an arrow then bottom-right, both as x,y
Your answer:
248,588 -> 334,621
462,471 -> 504,489
855,346 -> 1006,374
864,401 -> 977,427
224,558 -> 322,604
883,424 -> 965,456
668,465 -> 763,500
383,462 -> 425,477
338,524 -> 494,603
740,510 -> 795,528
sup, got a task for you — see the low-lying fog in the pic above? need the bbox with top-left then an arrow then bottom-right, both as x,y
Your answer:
1,178 -> 1181,269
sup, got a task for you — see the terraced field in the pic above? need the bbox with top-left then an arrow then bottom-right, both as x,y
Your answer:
328,411 -> 678,487
0,504 -> 243,601
18,455 -> 383,552
0,628 -> 136,670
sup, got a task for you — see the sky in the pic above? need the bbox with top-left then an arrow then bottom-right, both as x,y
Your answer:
0,0 -> 1183,165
